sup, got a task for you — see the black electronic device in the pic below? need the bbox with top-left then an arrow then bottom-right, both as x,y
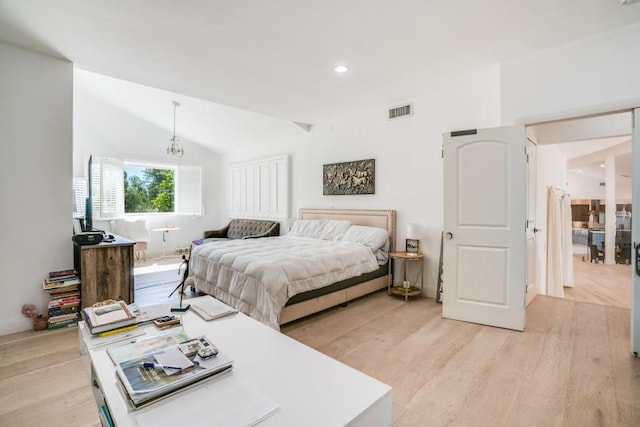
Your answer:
84,155 -> 93,232
72,232 -> 104,246
636,243 -> 640,276
196,336 -> 218,359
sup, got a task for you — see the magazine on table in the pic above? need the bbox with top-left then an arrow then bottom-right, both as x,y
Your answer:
107,330 -> 191,365
115,335 -> 233,409
190,295 -> 237,321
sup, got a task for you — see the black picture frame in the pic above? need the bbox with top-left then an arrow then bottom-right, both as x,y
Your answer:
406,238 -> 419,254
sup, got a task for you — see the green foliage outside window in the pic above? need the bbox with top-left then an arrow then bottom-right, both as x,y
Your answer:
124,167 -> 175,213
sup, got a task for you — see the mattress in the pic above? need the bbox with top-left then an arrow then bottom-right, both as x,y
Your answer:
189,236 -> 380,329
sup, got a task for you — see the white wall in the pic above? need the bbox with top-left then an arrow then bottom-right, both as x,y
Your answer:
73,81 -> 223,257
223,64 -> 502,297
0,44 -> 73,334
535,145 -> 568,296
567,170 -> 632,201
501,23 -> 640,124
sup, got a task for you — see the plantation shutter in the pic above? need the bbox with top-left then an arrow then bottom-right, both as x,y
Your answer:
227,155 -> 288,219
72,177 -> 87,218
227,166 -> 241,217
92,156 -> 124,218
176,165 -> 203,216
269,156 -> 288,218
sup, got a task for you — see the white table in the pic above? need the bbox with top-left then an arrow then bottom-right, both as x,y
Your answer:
152,227 -> 180,259
80,296 -> 392,426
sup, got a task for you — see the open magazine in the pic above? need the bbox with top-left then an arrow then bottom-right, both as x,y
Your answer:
114,335 -> 233,409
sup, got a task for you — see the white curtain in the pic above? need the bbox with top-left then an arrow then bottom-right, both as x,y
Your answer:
561,194 -> 575,288
546,187 -> 574,297
546,188 -> 563,297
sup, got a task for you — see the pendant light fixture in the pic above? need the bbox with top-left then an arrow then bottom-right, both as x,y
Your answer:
167,100 -> 184,157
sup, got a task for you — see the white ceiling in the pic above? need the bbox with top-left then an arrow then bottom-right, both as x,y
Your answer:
531,112 -> 633,182
1,0 -> 640,153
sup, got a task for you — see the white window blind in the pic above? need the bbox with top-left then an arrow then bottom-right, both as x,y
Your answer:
176,165 -> 203,216
91,156 -> 124,219
72,177 -> 87,218
227,155 -> 288,219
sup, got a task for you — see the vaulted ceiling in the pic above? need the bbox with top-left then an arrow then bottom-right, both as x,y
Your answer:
1,1 -> 639,153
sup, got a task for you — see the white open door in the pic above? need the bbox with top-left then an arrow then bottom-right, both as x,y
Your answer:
632,108 -> 639,356
442,126 -> 526,331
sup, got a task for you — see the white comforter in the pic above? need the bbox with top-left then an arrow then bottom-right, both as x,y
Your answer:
188,236 -> 379,329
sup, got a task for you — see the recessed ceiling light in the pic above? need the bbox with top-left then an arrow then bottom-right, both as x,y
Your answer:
600,164 -> 605,168
334,65 -> 350,73
578,169 -> 582,173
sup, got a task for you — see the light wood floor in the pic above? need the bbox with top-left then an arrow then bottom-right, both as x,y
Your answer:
564,254 -> 632,309
1,264 -> 638,426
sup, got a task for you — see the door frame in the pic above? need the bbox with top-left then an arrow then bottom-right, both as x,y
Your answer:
518,102 -> 638,354
525,138 -> 538,307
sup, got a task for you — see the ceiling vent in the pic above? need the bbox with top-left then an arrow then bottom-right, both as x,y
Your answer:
388,102 -> 413,120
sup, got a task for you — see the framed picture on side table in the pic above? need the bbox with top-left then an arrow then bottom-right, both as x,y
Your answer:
406,238 -> 419,254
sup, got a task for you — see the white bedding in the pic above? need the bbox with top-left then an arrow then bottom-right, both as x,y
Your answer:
188,236 -> 380,329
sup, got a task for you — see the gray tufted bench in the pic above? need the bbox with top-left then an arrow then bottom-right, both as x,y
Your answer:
202,218 -> 280,243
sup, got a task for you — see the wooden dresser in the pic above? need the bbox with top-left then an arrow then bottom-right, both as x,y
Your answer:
73,234 -> 135,308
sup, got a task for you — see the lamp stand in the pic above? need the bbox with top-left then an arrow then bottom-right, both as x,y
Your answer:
169,254 -> 191,312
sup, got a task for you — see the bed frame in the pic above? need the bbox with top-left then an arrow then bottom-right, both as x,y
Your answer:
278,208 -> 397,325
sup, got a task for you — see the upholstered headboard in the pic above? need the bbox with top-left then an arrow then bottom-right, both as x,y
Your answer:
299,208 -> 397,252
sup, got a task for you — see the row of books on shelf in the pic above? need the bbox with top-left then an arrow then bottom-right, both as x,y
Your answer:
44,269 -> 81,329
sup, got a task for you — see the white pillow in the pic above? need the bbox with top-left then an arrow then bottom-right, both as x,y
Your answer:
288,219 -> 352,241
317,220 -> 352,241
342,225 -> 389,251
288,219 -> 328,238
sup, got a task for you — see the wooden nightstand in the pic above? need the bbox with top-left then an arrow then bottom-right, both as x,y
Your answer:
388,251 -> 424,301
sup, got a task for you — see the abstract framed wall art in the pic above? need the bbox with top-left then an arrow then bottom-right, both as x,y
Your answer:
323,159 -> 375,195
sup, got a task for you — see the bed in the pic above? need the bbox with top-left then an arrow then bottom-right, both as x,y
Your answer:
187,209 -> 396,329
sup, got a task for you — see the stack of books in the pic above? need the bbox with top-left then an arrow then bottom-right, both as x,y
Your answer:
82,301 -> 138,336
43,269 -> 81,290
111,333 -> 233,409
43,269 -> 81,329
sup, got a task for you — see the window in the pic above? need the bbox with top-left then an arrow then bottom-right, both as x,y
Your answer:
84,156 -> 203,218
124,163 -> 175,214
227,155 -> 288,219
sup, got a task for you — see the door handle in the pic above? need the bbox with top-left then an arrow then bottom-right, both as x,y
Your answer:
445,232 -> 453,240
533,228 -> 541,233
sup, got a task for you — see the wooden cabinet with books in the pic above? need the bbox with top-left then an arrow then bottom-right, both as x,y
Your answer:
74,234 -> 135,309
